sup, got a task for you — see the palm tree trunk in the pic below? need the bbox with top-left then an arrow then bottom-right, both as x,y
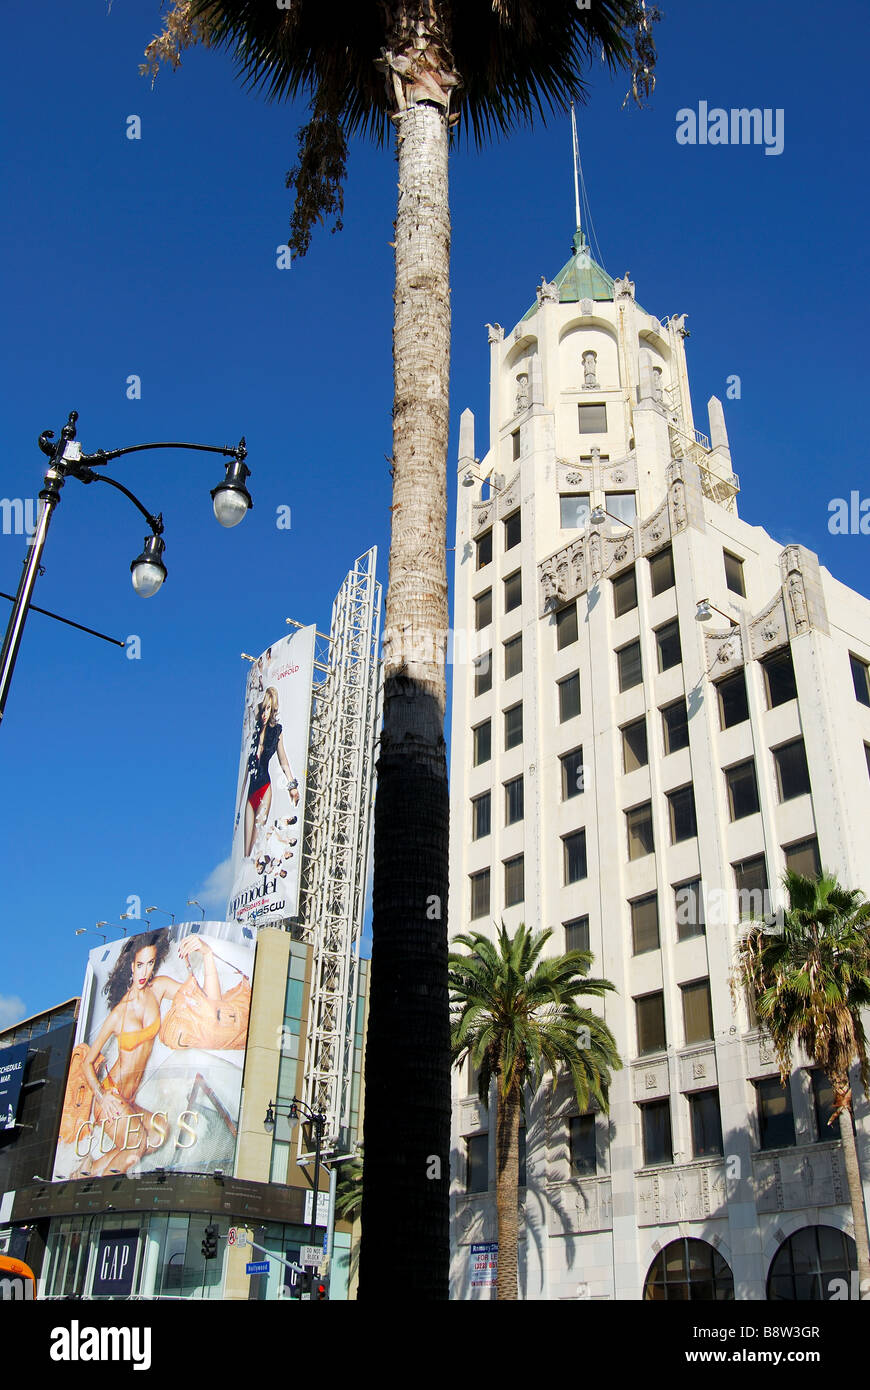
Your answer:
495,1083 -> 521,1300
834,1080 -> 870,1297
359,92 -> 452,1301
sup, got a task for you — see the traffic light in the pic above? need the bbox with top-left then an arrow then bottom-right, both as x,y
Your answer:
201,1223 -> 219,1260
315,1278 -> 329,1301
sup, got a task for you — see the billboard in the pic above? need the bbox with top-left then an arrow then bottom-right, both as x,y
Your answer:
52,921 -> 255,1181
0,1042 -> 29,1130
227,627 -> 315,925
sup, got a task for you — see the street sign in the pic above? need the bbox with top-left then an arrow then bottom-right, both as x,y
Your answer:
303,1189 -> 330,1228
246,1260 -> 270,1276
322,1230 -> 328,1253
300,1245 -> 322,1269
228,1227 -> 249,1248
228,1227 -> 236,1246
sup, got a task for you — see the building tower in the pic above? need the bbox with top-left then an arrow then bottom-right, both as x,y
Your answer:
448,228 -> 870,1300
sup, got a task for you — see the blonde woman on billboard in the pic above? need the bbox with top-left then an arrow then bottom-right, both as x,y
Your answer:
72,930 -> 232,1178
239,685 -> 299,858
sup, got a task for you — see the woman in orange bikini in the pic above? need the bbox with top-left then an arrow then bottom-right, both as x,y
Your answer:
76,929 -> 223,1177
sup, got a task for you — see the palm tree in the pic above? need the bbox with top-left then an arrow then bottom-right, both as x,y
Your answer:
736,869 -> 870,1297
334,1148 -> 363,1224
449,922 -> 621,1300
143,0 -> 659,1299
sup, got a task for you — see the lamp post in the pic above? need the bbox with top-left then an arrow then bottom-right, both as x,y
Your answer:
0,410 -> 251,724
264,1097 -> 327,1297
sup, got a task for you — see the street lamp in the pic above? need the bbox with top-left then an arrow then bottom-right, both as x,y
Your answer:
589,503 -> 634,529
0,410 -> 250,724
186,900 -> 207,921
264,1097 -> 327,1297
146,905 -> 176,924
695,597 -> 740,627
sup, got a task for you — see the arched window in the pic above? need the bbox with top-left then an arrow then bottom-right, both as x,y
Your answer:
643,1238 -> 734,1301
767,1225 -> 857,1301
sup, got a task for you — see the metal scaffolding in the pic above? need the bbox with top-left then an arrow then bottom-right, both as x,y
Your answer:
292,547 -> 381,1156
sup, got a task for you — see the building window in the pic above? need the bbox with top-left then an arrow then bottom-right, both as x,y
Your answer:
716,670 -> 749,728
466,1134 -> 488,1193
564,916 -> 590,954
504,570 -> 522,612
725,759 -> 760,820
784,837 -> 821,879
579,403 -> 607,434
617,640 -> 643,692
667,785 -> 698,843
612,567 -> 638,617
470,869 -> 491,920
636,993 -> 667,1055
755,1077 -> 796,1150
631,893 -> 660,955
511,428 -> 520,460
639,1099 -> 673,1165
558,671 -> 581,722
556,603 -> 579,650
681,979 -> 713,1044
474,589 -> 492,631
504,510 -> 521,551
689,1091 -> 724,1158
474,650 -> 492,696
724,551 -> 746,596
811,1071 -> 837,1140
569,1115 -> 597,1177
505,775 -> 524,825
504,702 -> 523,750
473,720 -> 491,766
644,1239 -> 734,1301
606,492 -> 637,524
472,792 -> 491,840
760,647 -> 797,707
773,739 -> 811,802
733,855 -> 769,918
475,529 -> 492,570
563,829 -> 588,884
767,1226 -> 857,1302
661,699 -> 689,754
560,747 -> 584,800
849,653 -> 870,707
675,879 -> 705,941
504,634 -> 523,680
560,493 -> 590,529
504,855 -> 524,908
622,716 -> 648,771
626,802 -> 654,860
655,619 -> 682,673
649,546 -> 675,596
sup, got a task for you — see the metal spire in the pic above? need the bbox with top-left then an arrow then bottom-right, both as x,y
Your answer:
571,104 -> 582,234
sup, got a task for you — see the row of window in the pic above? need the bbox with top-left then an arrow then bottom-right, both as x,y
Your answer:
464,1072 -> 837,1191
469,834 -> 821,923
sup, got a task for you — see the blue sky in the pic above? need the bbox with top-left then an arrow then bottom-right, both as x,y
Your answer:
1,0 -> 867,1026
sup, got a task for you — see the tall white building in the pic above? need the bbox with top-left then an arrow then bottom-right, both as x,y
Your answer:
448,229 -> 870,1300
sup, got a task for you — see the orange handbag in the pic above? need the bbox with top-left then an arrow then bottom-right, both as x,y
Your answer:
160,972 -> 251,1050
59,1043 -> 103,1144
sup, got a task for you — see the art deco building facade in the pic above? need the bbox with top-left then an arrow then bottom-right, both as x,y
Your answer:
448,231 -> 870,1300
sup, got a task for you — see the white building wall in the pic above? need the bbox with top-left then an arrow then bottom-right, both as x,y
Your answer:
449,252 -> 870,1300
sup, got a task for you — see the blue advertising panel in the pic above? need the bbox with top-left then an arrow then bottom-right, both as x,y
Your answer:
0,1042 -> 29,1130
91,1230 -> 139,1297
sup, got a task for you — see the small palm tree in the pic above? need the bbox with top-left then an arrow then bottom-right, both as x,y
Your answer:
449,922 -> 621,1300
334,1148 -> 363,1224
736,869 -> 870,1296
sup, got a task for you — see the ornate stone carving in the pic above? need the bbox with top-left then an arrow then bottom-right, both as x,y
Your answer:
580,297 -> 594,316
640,498 -> 672,555
547,1178 -> 613,1235
671,478 -> 688,531
565,472 -> 584,486
582,350 -> 598,389
473,505 -> 491,534
588,530 -> 603,582
786,571 -> 809,633
540,567 -> 557,609
671,313 -> 689,338
637,1162 -> 727,1226
515,372 -> 530,412
536,276 -> 560,304
486,322 -> 504,343
748,594 -> 788,658
614,271 -> 635,299
753,1148 -> 846,1214
652,365 -> 664,402
704,629 -> 743,676
645,1072 -> 658,1090
556,556 -> 570,600
692,1060 -> 707,1080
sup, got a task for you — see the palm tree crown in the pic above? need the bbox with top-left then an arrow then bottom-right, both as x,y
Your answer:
449,922 -> 621,1115
736,870 -> 870,1113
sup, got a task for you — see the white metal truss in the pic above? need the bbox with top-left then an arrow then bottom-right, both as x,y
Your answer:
291,547 -> 381,1156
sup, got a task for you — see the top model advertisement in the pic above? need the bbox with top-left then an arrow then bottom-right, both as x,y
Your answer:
227,626 -> 315,925
52,921 -> 255,1181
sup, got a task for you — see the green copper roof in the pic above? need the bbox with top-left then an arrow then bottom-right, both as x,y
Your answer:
522,230 -> 614,321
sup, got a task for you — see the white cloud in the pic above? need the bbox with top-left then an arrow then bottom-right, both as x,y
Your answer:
192,857 -> 234,912
0,994 -> 27,1029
